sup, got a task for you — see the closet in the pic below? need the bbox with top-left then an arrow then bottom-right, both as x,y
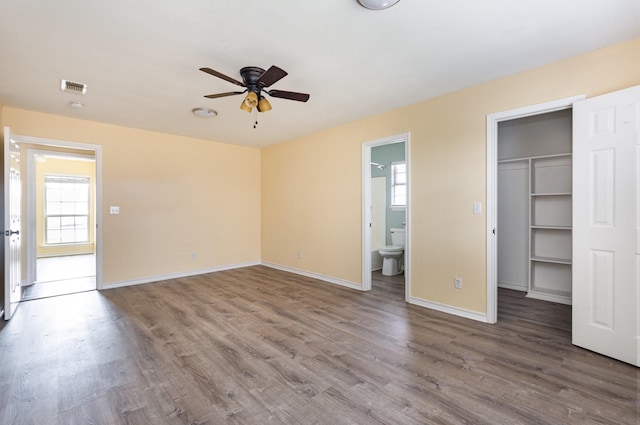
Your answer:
497,109 -> 572,305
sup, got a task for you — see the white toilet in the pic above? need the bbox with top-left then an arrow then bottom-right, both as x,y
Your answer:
379,227 -> 405,276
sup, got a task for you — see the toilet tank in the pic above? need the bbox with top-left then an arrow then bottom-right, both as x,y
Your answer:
390,228 -> 405,247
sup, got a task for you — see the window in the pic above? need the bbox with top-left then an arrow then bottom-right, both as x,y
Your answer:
45,175 -> 90,245
391,161 -> 406,208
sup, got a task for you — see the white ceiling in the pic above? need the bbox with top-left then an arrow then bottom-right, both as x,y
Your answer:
1,0 -> 639,148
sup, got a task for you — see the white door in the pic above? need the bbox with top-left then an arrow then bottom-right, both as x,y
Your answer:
572,85 -> 640,366
3,127 -> 22,320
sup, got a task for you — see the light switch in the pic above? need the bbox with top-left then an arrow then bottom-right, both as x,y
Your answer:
473,202 -> 482,214
110,206 -> 120,215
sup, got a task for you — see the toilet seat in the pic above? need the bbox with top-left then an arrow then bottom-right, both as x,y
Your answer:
379,245 -> 403,255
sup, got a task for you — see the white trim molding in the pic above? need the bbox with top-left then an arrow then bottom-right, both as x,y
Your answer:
408,296 -> 489,323
486,94 -> 585,324
102,261 -> 260,290
362,133 -> 411,300
11,133 -> 104,292
262,262 -> 364,291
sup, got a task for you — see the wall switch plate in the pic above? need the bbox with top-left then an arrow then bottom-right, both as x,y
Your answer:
454,277 -> 462,289
473,202 -> 482,214
109,206 -> 120,215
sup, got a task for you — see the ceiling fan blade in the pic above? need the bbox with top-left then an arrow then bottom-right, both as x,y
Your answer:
257,65 -> 288,87
204,91 -> 246,99
199,67 -> 245,87
267,89 -> 310,102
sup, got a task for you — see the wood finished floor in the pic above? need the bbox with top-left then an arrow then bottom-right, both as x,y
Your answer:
0,266 -> 637,424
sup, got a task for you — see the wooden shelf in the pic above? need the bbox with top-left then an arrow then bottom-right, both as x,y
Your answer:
531,192 -> 571,197
528,153 -> 572,304
531,256 -> 572,265
531,225 -> 572,230
499,153 -> 572,163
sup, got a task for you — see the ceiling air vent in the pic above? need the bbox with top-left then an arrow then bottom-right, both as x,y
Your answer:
60,79 -> 87,95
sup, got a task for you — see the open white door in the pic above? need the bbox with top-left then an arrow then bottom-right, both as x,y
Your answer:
3,127 -> 22,320
572,85 -> 640,366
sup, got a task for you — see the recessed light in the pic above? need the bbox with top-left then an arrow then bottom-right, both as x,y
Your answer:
192,107 -> 218,118
69,101 -> 85,109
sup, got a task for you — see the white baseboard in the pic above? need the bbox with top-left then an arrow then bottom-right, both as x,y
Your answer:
261,262 -> 364,291
100,261 -> 261,290
408,296 -> 489,323
526,290 -> 572,305
97,260 -> 488,325
497,281 -> 527,292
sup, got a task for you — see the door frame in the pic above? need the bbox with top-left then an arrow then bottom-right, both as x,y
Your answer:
485,95 -> 584,324
26,149 -> 97,287
13,134 -> 103,290
362,133 -> 410,299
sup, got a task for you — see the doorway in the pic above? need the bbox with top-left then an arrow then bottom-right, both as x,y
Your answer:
12,134 -> 102,304
486,95 -> 584,323
362,133 -> 410,299
22,149 -> 97,300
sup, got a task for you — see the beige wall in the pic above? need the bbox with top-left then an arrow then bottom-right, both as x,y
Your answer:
3,108 -> 261,285
261,38 -> 640,314
2,38 -> 639,315
35,156 -> 96,257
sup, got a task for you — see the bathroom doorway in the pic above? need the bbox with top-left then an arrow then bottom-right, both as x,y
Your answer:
362,133 -> 410,299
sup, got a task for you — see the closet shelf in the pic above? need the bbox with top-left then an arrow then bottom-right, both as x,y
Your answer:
531,225 -> 572,230
499,152 -> 572,163
531,192 -> 572,197
531,256 -> 572,265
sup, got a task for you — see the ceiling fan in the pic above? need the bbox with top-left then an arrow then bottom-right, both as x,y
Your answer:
199,65 -> 310,114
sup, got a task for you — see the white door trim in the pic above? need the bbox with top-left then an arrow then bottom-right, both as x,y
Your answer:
13,134 -> 104,290
26,149 -> 96,286
362,133 -> 410,301
486,95 -> 584,323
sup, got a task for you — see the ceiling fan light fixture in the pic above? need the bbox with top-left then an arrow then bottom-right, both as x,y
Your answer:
258,96 -> 272,112
357,0 -> 400,10
240,101 -> 252,113
240,91 -> 258,113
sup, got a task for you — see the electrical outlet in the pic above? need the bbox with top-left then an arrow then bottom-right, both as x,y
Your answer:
109,206 -> 120,215
191,252 -> 197,260
298,250 -> 303,259
454,277 -> 462,289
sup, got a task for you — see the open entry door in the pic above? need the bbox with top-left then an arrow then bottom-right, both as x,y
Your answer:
572,85 -> 640,366
3,127 -> 22,320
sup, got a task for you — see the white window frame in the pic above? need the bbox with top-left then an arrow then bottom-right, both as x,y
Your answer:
44,174 -> 91,245
390,161 -> 407,210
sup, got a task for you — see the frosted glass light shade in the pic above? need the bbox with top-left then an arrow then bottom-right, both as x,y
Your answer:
240,91 -> 259,112
258,97 -> 272,112
358,0 -> 400,10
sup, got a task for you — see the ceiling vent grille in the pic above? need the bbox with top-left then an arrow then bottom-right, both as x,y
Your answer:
60,79 -> 87,95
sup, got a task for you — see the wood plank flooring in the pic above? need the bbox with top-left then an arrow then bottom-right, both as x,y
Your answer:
0,266 -> 637,424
